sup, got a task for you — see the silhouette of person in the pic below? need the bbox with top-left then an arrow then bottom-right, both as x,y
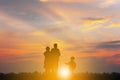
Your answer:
44,46 -> 51,74
66,57 -> 76,74
51,43 -> 61,74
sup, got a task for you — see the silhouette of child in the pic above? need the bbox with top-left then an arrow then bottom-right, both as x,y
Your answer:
65,57 -> 76,74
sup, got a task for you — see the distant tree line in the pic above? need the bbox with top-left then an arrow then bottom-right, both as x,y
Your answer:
0,72 -> 120,80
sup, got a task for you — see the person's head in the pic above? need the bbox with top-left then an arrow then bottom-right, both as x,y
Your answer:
54,43 -> 58,48
46,46 -> 50,51
71,56 -> 75,61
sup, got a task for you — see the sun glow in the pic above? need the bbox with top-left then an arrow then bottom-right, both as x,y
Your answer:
59,67 -> 71,78
40,0 -> 48,2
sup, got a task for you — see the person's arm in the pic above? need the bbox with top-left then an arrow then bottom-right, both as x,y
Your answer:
44,52 -> 46,56
51,49 -> 53,53
65,61 -> 70,65
65,62 -> 68,65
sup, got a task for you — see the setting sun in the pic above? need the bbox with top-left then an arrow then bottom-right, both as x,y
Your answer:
59,67 -> 71,78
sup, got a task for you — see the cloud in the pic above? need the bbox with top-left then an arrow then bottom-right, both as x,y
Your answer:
64,40 -> 120,58
65,44 -> 97,54
0,28 -> 69,63
0,11 -> 36,31
83,17 -> 108,21
109,23 -> 120,28
100,0 -> 118,8
105,54 -> 120,65
0,30 -> 20,50
15,53 -> 41,59
14,53 -> 43,63
96,40 -> 120,51
81,17 -> 110,32
42,26 -> 67,33
82,17 -> 109,26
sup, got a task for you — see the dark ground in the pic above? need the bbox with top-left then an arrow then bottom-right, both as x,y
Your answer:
0,72 -> 120,80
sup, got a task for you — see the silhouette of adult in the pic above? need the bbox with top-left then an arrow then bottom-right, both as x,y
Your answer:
66,57 -> 76,74
44,46 -> 51,74
51,43 -> 61,74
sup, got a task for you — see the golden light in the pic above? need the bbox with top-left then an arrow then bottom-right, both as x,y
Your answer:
59,67 -> 71,78
40,0 -> 48,2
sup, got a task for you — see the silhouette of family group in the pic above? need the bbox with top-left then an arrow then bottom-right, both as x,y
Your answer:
43,43 -> 76,75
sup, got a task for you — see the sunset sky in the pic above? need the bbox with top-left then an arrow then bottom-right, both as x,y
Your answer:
0,0 -> 120,73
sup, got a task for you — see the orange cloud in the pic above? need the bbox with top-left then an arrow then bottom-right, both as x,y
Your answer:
106,54 -> 120,65
0,29 -> 72,63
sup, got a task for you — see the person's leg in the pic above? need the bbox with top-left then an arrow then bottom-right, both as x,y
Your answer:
51,64 -> 55,74
54,61 -> 59,75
